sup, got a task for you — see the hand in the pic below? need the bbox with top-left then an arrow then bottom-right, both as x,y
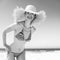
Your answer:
32,26 -> 36,30
5,44 -> 11,52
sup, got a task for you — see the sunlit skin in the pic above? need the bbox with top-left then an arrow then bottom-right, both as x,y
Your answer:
17,12 -> 35,28
3,11 -> 36,60
2,5 -> 46,60
24,12 -> 35,28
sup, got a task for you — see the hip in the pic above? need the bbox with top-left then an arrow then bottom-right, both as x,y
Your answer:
7,49 -> 25,57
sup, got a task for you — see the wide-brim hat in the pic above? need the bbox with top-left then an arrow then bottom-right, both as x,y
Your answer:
25,5 -> 37,14
13,5 -> 46,24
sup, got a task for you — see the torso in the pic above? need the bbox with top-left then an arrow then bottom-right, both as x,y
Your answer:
10,23 -> 31,53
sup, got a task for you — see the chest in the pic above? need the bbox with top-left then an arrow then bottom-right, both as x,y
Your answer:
14,25 -> 23,34
14,24 -> 31,34
14,24 -> 31,41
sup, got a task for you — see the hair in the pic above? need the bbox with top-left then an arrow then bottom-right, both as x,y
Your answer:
12,6 -> 46,27
30,14 -> 37,24
13,6 -> 25,23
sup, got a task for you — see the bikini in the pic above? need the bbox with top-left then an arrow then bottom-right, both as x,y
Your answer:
7,25 -> 31,57
7,49 -> 25,58
15,24 -> 31,41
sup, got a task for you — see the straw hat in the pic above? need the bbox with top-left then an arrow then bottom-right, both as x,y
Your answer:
25,5 -> 37,14
13,5 -> 46,23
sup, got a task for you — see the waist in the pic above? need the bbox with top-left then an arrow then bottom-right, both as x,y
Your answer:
8,49 -> 25,57
10,45 -> 25,53
10,39 -> 25,53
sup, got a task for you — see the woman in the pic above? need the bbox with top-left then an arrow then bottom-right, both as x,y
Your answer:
2,5 -> 46,60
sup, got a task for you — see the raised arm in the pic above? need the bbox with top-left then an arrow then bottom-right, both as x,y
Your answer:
31,26 -> 36,34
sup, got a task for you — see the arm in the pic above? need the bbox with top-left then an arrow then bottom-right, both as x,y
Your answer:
3,27 -> 13,46
31,26 -> 36,34
2,24 -> 15,51
3,30 -> 11,51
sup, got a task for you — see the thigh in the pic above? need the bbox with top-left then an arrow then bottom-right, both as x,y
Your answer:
17,51 -> 25,60
7,52 -> 15,60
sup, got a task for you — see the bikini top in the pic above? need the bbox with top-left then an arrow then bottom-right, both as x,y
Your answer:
15,27 -> 31,41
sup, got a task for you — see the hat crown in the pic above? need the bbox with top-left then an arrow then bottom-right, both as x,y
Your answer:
25,5 -> 36,12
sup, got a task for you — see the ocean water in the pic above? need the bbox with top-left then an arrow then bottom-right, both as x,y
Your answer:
0,51 -> 60,60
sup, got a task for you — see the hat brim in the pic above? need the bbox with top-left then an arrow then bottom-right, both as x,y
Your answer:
13,7 -> 46,23
25,10 -> 36,14
31,10 -> 46,26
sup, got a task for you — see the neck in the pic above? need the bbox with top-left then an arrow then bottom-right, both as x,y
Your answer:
17,21 -> 31,28
25,20 -> 31,28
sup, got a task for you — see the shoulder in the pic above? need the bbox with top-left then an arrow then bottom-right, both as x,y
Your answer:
3,23 -> 17,33
8,23 -> 16,28
5,23 -> 17,30
14,23 -> 24,30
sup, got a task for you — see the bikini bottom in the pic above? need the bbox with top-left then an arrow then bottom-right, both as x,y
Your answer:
7,50 -> 25,58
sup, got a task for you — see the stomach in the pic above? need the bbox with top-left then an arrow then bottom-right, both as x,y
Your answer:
10,38 -> 26,53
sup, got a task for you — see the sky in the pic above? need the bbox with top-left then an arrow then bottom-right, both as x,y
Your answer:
0,0 -> 60,48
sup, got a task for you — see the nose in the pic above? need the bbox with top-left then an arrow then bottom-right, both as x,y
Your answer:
27,15 -> 33,20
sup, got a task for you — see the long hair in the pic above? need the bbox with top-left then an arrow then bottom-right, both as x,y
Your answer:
31,10 -> 46,27
13,6 -> 25,23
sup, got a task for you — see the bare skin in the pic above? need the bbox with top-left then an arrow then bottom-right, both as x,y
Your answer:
3,12 -> 36,60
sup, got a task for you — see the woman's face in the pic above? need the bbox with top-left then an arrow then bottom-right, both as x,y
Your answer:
25,12 -> 35,21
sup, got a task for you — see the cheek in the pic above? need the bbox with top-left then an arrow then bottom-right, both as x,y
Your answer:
27,15 -> 34,20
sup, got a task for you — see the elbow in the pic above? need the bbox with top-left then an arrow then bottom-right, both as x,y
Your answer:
2,31 -> 6,40
3,30 -> 7,34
